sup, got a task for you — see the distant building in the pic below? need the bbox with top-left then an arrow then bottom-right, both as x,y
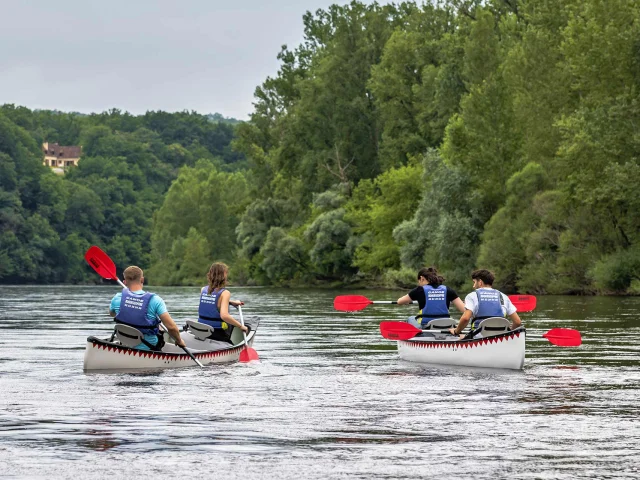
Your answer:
43,142 -> 82,168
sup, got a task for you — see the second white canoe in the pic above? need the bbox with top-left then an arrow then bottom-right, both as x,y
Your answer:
397,327 -> 526,370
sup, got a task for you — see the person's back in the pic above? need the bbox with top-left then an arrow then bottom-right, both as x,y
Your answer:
109,265 -> 185,350
449,269 -> 522,337
397,267 -> 465,329
198,285 -> 228,328
197,262 -> 248,342
470,287 -> 508,329
419,284 -> 451,324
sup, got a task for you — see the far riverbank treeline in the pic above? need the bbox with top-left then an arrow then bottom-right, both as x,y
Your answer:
1,0 -> 639,294
0,107 -> 243,284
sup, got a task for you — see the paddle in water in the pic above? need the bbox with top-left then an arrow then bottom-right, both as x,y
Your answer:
237,306 -> 259,362
333,295 -> 414,311
84,245 -> 204,368
379,321 -> 582,346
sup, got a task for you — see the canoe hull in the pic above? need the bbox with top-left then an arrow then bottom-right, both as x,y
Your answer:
83,320 -> 258,371
397,328 -> 526,370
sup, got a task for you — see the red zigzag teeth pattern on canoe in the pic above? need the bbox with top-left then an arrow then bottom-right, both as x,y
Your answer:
402,332 -> 518,349
91,340 -> 241,360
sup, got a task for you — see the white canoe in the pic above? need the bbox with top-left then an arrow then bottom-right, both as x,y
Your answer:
397,327 -> 526,370
83,318 -> 259,371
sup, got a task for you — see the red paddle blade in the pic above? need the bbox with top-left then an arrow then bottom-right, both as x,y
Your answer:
379,321 -> 422,340
239,347 -> 259,363
84,246 -> 117,280
333,295 -> 373,311
542,328 -> 582,347
509,295 -> 537,312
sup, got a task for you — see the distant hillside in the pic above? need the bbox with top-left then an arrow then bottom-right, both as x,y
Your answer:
0,104 -> 246,285
32,109 -> 242,124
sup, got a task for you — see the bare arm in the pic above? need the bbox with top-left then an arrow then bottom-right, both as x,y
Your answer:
397,294 -> 412,305
219,291 -> 248,332
109,310 -> 115,317
450,309 -> 473,336
159,312 -> 186,347
452,297 -> 465,313
508,312 -> 522,330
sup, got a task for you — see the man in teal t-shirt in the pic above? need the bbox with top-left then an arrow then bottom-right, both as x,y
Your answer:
109,266 -> 185,350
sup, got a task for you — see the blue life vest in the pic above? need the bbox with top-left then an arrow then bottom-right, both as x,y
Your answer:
419,285 -> 450,327
114,289 -> 160,335
198,287 -> 227,329
472,289 -> 505,328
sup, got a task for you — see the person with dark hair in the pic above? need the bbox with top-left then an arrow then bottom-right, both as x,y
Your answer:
397,267 -> 465,329
197,262 -> 248,342
449,269 -> 522,337
109,265 -> 186,351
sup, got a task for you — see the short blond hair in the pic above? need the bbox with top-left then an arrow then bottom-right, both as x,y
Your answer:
123,266 -> 143,282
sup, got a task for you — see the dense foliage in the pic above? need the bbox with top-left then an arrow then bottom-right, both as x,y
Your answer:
230,0 -> 640,294
0,106 -> 243,283
2,0 -> 639,294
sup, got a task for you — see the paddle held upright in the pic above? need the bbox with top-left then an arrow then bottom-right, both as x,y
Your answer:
237,306 -> 259,362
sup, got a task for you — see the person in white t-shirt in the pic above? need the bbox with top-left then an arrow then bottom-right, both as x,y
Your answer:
449,269 -> 521,337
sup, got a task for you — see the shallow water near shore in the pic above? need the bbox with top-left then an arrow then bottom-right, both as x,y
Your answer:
0,286 -> 638,479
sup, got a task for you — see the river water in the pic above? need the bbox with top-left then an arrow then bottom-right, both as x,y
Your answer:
0,286 -> 638,479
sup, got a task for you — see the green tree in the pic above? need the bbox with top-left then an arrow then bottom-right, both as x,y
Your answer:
150,161 -> 250,284
304,189 -> 355,280
394,150 -> 482,288
259,227 -> 309,285
478,162 -> 549,291
346,160 -> 422,276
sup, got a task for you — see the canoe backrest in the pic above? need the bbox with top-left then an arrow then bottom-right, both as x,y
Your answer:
476,317 -> 510,337
114,324 -> 144,347
423,318 -> 456,330
185,320 -> 216,341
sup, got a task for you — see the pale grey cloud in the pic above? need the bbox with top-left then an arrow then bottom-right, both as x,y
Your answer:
0,0 -> 370,119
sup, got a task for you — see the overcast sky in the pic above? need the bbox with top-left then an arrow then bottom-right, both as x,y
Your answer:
0,0 -> 374,120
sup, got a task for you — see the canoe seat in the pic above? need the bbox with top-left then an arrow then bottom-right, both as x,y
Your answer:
476,317 -> 510,337
114,324 -> 145,347
185,320 -> 216,341
423,318 -> 456,330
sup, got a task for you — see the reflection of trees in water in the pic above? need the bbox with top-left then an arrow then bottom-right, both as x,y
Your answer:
84,417 -> 118,452
517,374 -> 589,415
523,295 -> 640,370
82,425 -> 121,452
517,366 -> 639,417
41,417 -> 122,452
529,295 -> 640,328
